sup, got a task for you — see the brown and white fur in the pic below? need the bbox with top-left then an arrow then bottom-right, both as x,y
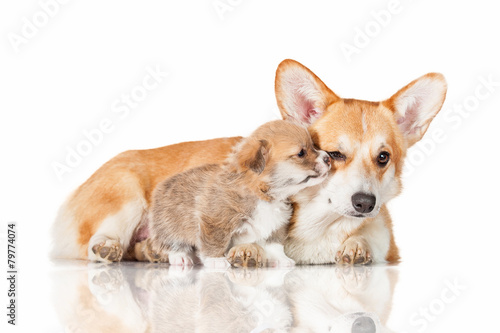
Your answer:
144,120 -> 330,268
276,60 -> 447,264
51,59 -> 446,265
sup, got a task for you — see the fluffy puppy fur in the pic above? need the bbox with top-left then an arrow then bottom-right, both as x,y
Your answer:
145,120 -> 330,267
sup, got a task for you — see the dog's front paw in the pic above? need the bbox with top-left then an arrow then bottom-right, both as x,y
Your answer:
227,243 -> 265,268
169,251 -> 196,266
335,237 -> 372,265
91,239 -> 123,262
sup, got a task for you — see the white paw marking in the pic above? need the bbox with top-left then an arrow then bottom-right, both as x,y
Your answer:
168,252 -> 194,266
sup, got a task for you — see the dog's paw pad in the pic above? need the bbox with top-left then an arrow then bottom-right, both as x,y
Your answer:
146,241 -> 169,263
149,253 -> 162,263
134,239 -> 170,263
92,242 -> 104,255
145,250 -> 168,263
227,243 -> 265,268
335,238 -> 372,265
91,240 -> 123,262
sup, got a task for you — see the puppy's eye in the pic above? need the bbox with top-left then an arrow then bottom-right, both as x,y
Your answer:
377,151 -> 390,166
328,151 -> 346,161
297,149 -> 306,158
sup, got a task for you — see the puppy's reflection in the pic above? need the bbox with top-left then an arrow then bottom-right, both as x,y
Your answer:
51,262 -> 397,332
143,266 -> 292,332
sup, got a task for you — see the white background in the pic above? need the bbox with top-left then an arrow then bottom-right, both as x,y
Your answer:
1,0 -> 499,332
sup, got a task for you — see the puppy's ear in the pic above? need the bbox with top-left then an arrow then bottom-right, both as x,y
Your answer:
275,59 -> 339,126
384,73 -> 447,148
238,139 -> 269,174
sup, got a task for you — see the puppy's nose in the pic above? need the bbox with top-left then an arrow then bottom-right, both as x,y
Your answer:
351,316 -> 376,333
351,192 -> 376,213
322,154 -> 330,166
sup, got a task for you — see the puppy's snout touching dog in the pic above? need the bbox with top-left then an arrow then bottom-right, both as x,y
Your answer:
319,151 -> 330,169
315,150 -> 330,175
351,192 -> 376,214
323,153 -> 330,166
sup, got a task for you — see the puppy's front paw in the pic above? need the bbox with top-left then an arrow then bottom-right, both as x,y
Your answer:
91,239 -> 123,262
227,243 -> 265,268
169,251 -> 195,266
335,237 -> 372,265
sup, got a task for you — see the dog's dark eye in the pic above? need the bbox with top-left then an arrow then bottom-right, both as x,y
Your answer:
377,151 -> 390,166
297,149 -> 306,158
328,151 -> 346,161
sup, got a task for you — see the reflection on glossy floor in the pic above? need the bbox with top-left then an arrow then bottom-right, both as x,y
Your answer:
51,261 -> 398,332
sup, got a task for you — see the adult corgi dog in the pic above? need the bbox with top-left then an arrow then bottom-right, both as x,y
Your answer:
276,60 -> 446,264
51,59 -> 446,264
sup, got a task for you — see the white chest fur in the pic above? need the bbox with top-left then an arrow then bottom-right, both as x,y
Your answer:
284,186 -> 365,264
233,200 -> 292,245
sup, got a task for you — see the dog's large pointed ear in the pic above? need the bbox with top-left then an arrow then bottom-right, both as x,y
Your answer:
237,139 -> 270,174
384,73 -> 447,148
275,59 -> 339,126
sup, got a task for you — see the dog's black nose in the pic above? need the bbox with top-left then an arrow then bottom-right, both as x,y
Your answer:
351,316 -> 376,333
351,192 -> 376,213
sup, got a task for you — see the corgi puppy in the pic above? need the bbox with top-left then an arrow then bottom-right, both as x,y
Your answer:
51,60 -> 446,265
144,120 -> 330,268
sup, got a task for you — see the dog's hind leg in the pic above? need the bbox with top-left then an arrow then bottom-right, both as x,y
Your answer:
51,162 -> 149,262
88,198 -> 147,262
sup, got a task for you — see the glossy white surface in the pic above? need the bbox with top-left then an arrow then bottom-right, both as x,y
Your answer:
2,1 -> 499,332
1,258 -> 493,333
